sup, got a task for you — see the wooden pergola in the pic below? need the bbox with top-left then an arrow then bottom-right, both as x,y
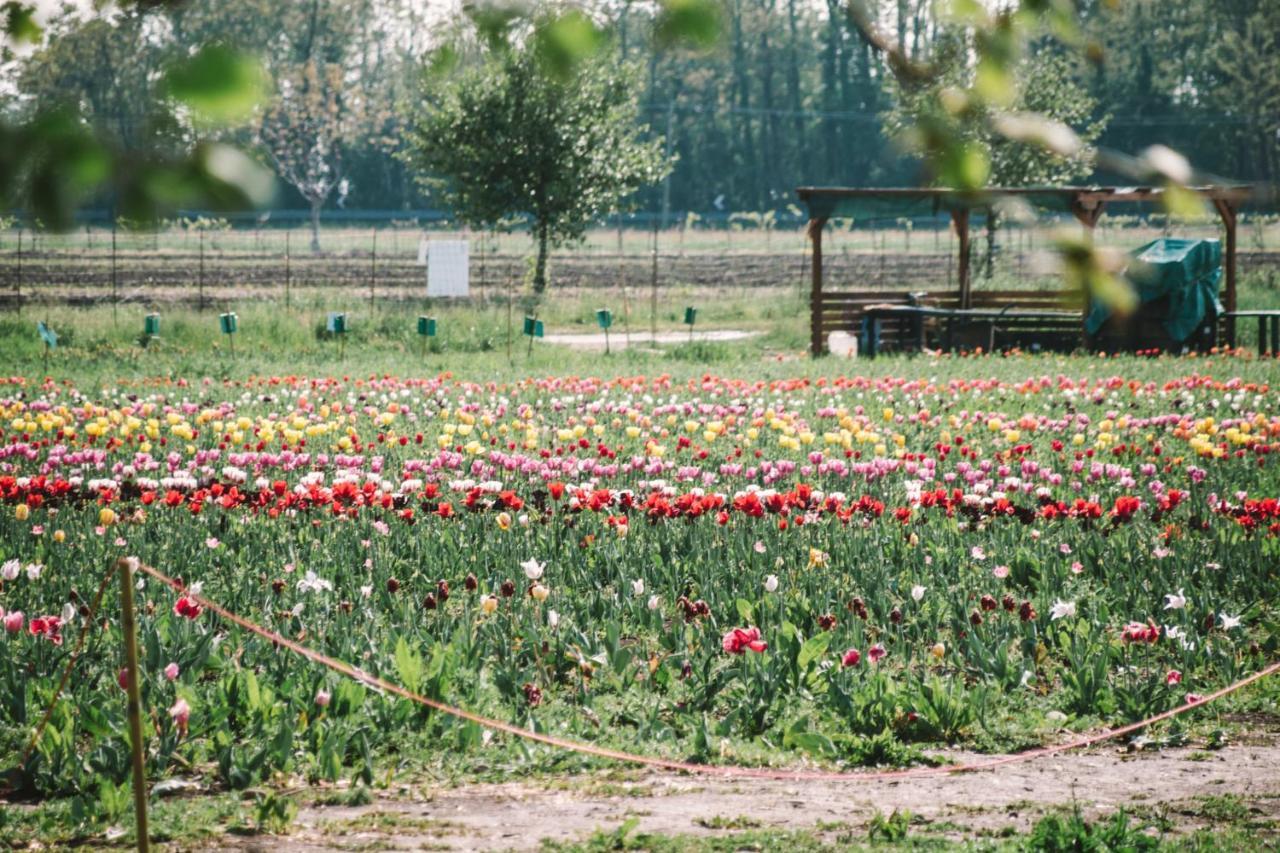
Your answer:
796,185 -> 1252,357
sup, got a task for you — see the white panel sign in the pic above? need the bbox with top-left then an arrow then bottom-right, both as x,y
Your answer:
417,237 -> 429,265
426,240 -> 470,298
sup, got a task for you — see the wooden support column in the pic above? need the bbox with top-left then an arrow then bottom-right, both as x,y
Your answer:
950,209 -> 971,309
1071,197 -> 1106,348
809,217 -> 828,357
1212,198 -> 1238,348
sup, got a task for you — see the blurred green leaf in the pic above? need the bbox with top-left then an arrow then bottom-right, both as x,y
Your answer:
464,0 -> 529,49
1138,144 -> 1192,184
196,143 -> 276,207
2,1 -> 40,44
991,111 -> 1082,157
655,0 -> 721,50
1055,236 -> 1137,315
534,11 -> 603,81
164,44 -> 267,125
425,44 -> 459,80
938,142 -> 990,190
939,0 -> 989,26
1160,183 -> 1208,220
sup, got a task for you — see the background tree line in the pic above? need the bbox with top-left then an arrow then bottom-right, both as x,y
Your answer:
4,0 -> 1278,223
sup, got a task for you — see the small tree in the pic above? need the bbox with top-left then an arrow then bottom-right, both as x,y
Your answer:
258,59 -> 366,252
405,45 -> 670,294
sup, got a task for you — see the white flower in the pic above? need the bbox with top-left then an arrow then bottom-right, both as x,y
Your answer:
647,594 -> 661,611
1220,613 -> 1243,630
297,570 -> 333,594
911,585 -> 926,602
360,585 -> 372,599
189,581 -> 203,596
1049,600 -> 1076,621
290,602 -> 305,617
547,609 -> 560,629
25,562 -> 43,581
764,574 -> 779,593
1,559 -> 20,581
521,558 -> 545,581
61,602 -> 76,625
1163,589 -> 1187,610
631,578 -> 645,596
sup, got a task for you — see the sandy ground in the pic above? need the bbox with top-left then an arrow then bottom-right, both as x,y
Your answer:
540,329 -> 759,350
245,739 -> 1280,851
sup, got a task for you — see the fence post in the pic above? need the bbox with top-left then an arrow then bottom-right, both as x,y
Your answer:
15,227 -> 22,296
650,222 -> 658,339
369,228 -> 377,308
111,222 -> 118,325
198,231 -> 205,312
118,557 -> 151,853
285,230 -> 292,309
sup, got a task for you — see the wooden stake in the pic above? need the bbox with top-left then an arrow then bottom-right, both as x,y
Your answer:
118,558 -> 151,853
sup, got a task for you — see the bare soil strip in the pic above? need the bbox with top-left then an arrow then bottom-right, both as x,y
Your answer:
262,740 -> 1280,850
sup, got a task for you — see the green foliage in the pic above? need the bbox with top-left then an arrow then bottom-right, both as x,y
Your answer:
163,44 -> 268,125
406,39 -> 670,293
1027,806 -> 1160,851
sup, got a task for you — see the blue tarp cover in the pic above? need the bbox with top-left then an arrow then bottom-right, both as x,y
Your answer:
1085,238 -> 1223,342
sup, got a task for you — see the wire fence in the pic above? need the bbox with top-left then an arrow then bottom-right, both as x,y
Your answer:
1,210 -> 1278,307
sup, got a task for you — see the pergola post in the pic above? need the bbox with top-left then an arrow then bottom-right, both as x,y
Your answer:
950,209 -> 971,309
1070,197 -> 1106,234
809,216 -> 828,357
1212,198 -> 1238,348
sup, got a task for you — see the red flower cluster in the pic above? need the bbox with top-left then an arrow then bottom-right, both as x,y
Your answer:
173,596 -> 203,619
722,626 -> 767,655
28,615 -> 63,645
1120,620 -> 1160,644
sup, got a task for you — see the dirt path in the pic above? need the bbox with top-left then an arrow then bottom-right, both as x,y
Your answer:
540,329 -> 758,350
268,740 -> 1280,850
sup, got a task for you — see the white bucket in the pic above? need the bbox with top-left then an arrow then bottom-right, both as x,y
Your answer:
827,331 -> 858,359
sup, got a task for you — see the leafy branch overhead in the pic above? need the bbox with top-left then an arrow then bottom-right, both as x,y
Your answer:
1,3 -> 275,228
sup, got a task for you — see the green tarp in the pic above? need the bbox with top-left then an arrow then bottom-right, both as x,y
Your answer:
1084,238 -> 1222,341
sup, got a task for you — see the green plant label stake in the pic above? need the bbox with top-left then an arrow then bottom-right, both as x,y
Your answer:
36,321 -> 56,370
327,312 -> 348,357
219,312 -> 237,355
523,315 -> 543,356
417,315 -> 437,357
144,313 -> 160,338
684,306 -> 697,340
596,308 -> 613,354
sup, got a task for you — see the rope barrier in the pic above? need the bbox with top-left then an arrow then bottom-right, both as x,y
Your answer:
127,559 -> 1280,782
17,560 -> 120,771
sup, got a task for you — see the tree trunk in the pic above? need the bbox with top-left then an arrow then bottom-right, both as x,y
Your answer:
309,199 -> 322,253
533,219 -> 550,295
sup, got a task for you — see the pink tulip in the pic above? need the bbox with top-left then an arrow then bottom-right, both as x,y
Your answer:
3,610 -> 22,633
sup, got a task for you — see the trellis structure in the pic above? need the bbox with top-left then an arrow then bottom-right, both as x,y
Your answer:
796,185 -> 1252,357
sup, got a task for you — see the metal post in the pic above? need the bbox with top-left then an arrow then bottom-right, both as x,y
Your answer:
809,217 -> 826,358
285,230 -> 292,309
650,221 -> 658,339
111,222 -> 118,324
369,228 -> 377,308
118,558 -> 151,853
15,227 -> 22,295
198,231 -> 205,312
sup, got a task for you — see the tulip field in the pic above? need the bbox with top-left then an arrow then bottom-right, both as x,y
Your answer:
2,355 -> 1280,843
